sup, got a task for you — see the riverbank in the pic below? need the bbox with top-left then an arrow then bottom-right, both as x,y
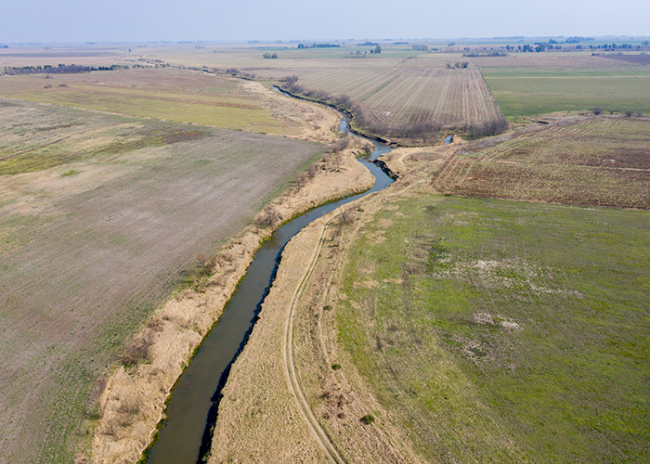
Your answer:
207,150 -> 437,463
90,97 -> 375,463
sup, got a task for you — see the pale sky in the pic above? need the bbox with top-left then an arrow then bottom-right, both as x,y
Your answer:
1,0 -> 648,43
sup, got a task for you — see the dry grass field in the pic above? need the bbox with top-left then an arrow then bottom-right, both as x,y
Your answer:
0,98 -> 323,463
0,67 -> 330,136
432,116 -> 650,208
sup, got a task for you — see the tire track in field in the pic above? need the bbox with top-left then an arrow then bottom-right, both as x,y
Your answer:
283,217 -> 346,464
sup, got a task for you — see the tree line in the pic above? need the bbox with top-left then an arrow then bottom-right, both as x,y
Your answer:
297,43 -> 340,49
3,64 -> 128,75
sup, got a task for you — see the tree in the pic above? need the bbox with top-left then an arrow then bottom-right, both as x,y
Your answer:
374,45 -> 382,54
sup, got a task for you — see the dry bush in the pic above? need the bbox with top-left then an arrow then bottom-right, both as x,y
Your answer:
296,171 -> 309,189
306,163 -> 320,179
330,136 -> 350,153
256,205 -> 282,229
117,395 -> 141,416
360,140 -> 374,154
147,317 -> 165,333
103,416 -> 119,437
466,117 -> 509,139
121,330 -> 155,366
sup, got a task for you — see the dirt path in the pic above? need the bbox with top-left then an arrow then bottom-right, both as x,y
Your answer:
90,111 -> 375,463
283,216 -> 345,464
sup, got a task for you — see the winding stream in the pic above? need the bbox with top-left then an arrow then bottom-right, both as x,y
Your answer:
144,95 -> 394,464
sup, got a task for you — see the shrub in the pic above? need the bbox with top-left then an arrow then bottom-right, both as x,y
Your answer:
360,414 -> 376,424
256,205 -> 282,229
121,330 -> 154,366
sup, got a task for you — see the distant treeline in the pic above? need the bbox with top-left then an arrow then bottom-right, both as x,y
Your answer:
463,52 -> 507,57
297,43 -> 340,49
3,64 -> 129,75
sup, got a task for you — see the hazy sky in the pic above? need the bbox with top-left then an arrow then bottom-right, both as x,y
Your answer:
1,0 -> 649,43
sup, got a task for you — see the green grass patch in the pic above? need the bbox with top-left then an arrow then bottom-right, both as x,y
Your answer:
484,71 -> 650,118
61,169 -> 81,177
338,195 -> 650,463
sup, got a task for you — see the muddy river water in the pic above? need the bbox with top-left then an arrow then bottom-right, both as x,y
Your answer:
144,99 -> 394,464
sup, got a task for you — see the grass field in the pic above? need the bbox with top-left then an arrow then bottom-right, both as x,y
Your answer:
433,117 -> 650,209
477,53 -> 650,118
337,194 -> 650,463
0,68 -> 314,135
0,98 -> 322,463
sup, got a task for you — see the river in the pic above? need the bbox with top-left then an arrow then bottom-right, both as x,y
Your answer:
143,94 -> 394,464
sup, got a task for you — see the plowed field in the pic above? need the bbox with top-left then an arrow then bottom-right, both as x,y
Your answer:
432,117 -> 650,208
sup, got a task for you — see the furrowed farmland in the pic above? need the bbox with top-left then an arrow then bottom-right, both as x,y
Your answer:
298,64 -> 502,135
433,117 -> 650,208
0,98 -> 322,463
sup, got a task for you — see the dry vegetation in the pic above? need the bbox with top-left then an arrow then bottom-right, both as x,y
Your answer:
0,67 -> 336,139
432,116 -> 650,208
295,63 -> 502,135
122,45 -> 505,143
94,124 -> 375,464
0,97 -> 324,464
280,62 -> 505,142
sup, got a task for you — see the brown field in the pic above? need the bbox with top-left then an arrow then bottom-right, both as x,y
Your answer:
470,51 -> 650,70
0,45 -> 132,68
600,53 -> 650,65
432,116 -> 650,208
297,64 -> 502,132
0,98 -> 323,463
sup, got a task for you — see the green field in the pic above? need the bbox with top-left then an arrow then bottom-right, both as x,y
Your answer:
484,70 -> 650,118
337,195 -> 650,463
